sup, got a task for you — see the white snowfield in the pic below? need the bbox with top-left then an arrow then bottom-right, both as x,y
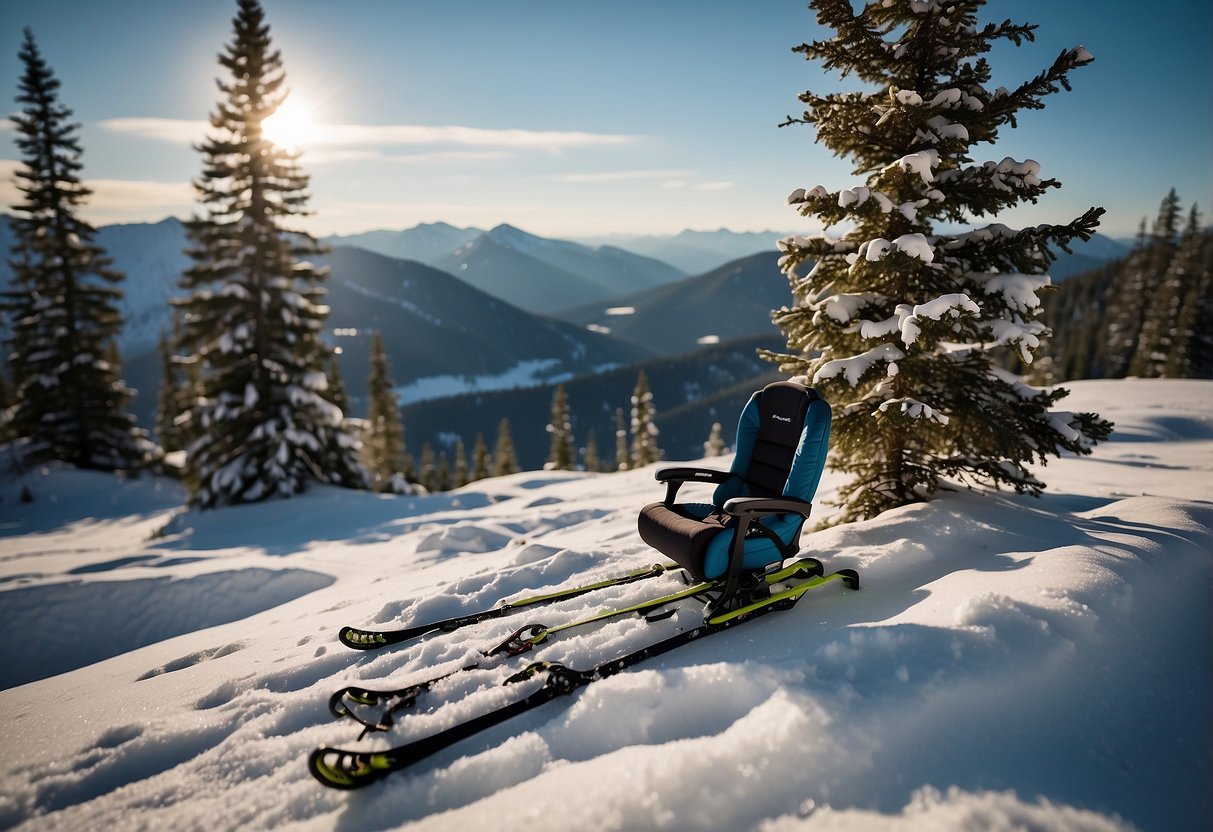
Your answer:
1,379 -> 1210,831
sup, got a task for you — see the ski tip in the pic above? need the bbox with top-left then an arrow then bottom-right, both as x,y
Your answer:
338,626 -> 388,650
308,746 -> 391,790
837,569 -> 860,590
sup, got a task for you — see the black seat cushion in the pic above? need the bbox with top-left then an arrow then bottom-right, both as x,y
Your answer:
636,501 -> 730,581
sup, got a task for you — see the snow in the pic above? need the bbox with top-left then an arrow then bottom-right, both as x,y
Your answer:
392,359 -> 572,406
1,379 -> 1211,831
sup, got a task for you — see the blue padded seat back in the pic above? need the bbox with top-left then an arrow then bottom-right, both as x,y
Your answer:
635,380 -> 831,581
713,381 -> 831,507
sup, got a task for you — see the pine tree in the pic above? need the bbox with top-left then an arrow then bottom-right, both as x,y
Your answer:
583,432 -> 601,473
2,29 -> 150,471
1132,204 -> 1204,377
1168,223 -> 1213,379
545,383 -> 575,470
1107,189 -> 1183,377
155,331 -> 184,453
768,0 -> 1111,521
173,0 -> 363,507
453,437 -> 469,488
492,417 -> 520,477
704,421 -> 727,457
629,369 -> 661,468
364,331 -> 406,491
613,407 -> 629,472
470,432 -> 490,481
419,443 -> 436,492
0,358 -> 12,443
327,354 -> 350,418
437,450 -> 451,492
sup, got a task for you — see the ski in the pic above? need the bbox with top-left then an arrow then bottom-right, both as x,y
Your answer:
338,561 -> 679,650
327,573 -> 731,735
310,565 -> 859,789
327,558 -> 825,734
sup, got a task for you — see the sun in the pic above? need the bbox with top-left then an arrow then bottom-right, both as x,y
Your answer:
262,94 -> 318,149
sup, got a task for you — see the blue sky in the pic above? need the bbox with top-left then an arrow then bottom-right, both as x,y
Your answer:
1,0 -> 1209,239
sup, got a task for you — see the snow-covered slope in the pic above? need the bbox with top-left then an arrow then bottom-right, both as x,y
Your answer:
1,379 -> 1210,831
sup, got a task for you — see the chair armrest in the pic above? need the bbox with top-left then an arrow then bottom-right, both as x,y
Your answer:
655,467 -> 732,484
654,467 -> 736,505
722,496 -> 814,519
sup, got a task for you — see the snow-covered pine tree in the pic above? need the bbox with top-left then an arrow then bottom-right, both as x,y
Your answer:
326,354 -> 350,418
173,0 -> 363,507
1168,218 -> 1213,379
768,0 -> 1111,522
1131,204 -> 1204,378
437,450 -> 451,492
453,437 -> 469,488
492,417 -> 520,476
2,29 -> 150,471
419,443 -> 436,492
613,407 -> 628,472
364,331 -> 407,491
470,432 -> 490,481
1106,189 -> 1182,377
583,432 -> 601,473
545,384 -> 575,470
155,331 -> 184,453
629,369 -> 661,468
704,421 -> 726,457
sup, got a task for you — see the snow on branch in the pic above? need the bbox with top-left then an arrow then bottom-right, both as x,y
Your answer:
883,149 -> 940,185
814,342 -> 905,386
899,293 -> 980,346
876,396 -> 950,425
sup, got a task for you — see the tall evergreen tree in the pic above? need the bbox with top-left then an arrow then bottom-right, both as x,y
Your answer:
155,330 -> 184,453
470,432 -> 490,481
629,369 -> 661,468
364,331 -> 406,491
613,407 -> 629,472
453,437 -> 469,488
492,417 -> 520,477
769,0 -> 1110,521
703,421 -> 726,457
173,0 -> 363,507
437,450 -> 451,492
1131,204 -> 1204,377
419,443 -> 436,492
2,29 -> 149,471
583,432 -> 601,473
1106,189 -> 1183,377
545,383 -> 575,470
327,354 -> 350,418
1168,222 -> 1213,379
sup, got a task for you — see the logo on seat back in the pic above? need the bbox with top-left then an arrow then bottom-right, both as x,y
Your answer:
771,414 -> 792,423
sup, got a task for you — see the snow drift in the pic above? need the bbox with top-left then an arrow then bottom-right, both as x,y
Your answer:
0,379 -> 1209,831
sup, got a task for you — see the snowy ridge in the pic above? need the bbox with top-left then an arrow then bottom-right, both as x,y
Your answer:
0,379 -> 1210,830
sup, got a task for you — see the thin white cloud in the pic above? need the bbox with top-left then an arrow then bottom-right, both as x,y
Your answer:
305,148 -> 511,166
0,160 -> 192,222
99,117 -> 208,144
85,178 -> 194,216
660,178 -> 735,191
99,117 -> 639,151
547,169 -> 692,183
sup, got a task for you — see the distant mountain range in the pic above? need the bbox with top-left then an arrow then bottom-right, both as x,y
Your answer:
331,223 -> 687,315
0,215 -> 190,358
562,251 -> 789,355
323,221 -> 484,266
120,244 -> 653,426
0,213 -> 1137,441
575,229 -> 797,275
399,334 -> 784,470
